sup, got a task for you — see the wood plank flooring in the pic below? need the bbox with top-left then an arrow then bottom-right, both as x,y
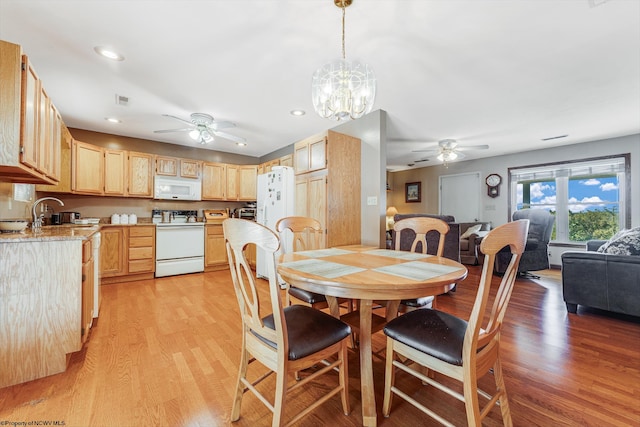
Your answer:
1,267 -> 639,426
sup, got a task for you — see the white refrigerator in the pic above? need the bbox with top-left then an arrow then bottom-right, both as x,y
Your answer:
256,166 -> 295,279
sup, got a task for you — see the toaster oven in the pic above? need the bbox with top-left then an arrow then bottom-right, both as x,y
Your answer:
237,207 -> 256,221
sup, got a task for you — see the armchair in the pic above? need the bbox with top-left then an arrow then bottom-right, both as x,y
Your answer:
495,209 -> 554,278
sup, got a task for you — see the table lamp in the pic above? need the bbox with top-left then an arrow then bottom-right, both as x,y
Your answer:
386,206 -> 398,230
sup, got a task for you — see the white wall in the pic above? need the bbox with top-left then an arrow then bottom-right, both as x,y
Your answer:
388,133 -> 640,265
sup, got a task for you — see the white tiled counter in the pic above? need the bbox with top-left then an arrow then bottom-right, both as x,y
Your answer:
0,225 -> 99,387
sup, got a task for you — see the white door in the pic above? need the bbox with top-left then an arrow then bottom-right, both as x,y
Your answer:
439,172 -> 481,222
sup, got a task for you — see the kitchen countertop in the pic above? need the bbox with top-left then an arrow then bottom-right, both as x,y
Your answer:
0,225 -> 101,243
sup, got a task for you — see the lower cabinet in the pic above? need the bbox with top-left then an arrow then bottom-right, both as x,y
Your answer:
205,224 -> 228,271
81,239 -> 94,343
100,225 -> 156,284
128,226 -> 155,274
206,223 -> 255,271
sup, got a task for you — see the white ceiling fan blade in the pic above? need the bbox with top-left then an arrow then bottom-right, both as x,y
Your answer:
210,121 -> 236,130
154,127 -> 193,134
412,149 -> 440,153
456,144 -> 490,151
162,114 -> 194,125
213,130 -> 246,143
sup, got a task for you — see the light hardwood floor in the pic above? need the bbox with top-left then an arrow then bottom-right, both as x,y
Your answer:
1,267 -> 639,426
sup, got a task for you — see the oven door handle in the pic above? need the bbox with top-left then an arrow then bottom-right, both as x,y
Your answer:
157,225 -> 204,231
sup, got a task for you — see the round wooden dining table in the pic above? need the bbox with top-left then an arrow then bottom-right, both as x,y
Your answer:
277,245 -> 468,427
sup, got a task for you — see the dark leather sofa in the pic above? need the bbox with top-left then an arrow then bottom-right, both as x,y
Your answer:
561,240 -> 640,316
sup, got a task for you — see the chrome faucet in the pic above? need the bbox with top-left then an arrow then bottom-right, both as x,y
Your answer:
32,197 -> 64,230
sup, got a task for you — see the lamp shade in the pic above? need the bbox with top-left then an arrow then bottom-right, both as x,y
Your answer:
386,206 -> 398,216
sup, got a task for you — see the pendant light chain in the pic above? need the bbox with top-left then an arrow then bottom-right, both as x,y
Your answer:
341,1 -> 346,60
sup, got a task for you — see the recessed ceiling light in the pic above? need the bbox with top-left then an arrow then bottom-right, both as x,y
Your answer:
94,46 -> 125,61
105,117 -> 121,123
290,110 -> 306,116
236,142 -> 247,147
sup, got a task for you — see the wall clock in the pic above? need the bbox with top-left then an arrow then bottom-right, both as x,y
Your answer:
485,173 -> 502,198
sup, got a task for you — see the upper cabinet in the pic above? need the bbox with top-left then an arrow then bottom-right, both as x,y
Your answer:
104,149 -> 126,195
71,140 -> 153,197
258,154 -> 294,175
294,130 -> 361,248
127,151 -> 153,197
72,140 -> 104,194
180,159 -> 201,179
227,165 -> 257,201
0,40 -> 61,184
155,155 -> 201,179
294,135 -> 326,175
202,162 -> 227,200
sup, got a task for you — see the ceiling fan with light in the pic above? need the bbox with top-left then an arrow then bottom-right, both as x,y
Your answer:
412,139 -> 489,165
154,113 -> 246,145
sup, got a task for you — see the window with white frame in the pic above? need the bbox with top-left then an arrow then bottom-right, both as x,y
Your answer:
509,155 -> 630,243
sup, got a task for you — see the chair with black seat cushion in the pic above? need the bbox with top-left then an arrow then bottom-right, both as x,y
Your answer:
276,216 -> 354,312
275,216 -> 331,309
382,219 -> 529,427
223,218 -> 351,427
394,217 -> 450,311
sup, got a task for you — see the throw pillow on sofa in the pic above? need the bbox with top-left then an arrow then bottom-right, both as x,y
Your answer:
596,227 -> 640,256
461,224 -> 482,239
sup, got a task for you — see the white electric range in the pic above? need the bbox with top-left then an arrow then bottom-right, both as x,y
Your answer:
152,209 -> 205,277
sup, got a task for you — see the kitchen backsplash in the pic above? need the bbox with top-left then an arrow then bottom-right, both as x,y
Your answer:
0,184 -> 248,222
0,183 -> 32,220
60,195 -> 249,220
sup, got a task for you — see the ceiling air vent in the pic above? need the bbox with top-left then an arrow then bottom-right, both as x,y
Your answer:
115,94 -> 129,106
541,134 -> 568,141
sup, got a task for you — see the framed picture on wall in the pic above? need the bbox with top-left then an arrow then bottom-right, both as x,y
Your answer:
405,182 -> 421,203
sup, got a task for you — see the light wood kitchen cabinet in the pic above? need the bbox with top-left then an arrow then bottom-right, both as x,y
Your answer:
48,105 -> 62,182
72,139 -> 104,194
0,40 -> 60,184
260,159 -> 280,174
81,239 -> 94,342
100,226 -> 127,278
155,156 -> 178,176
279,154 -> 293,168
294,130 -> 361,248
35,125 -> 72,193
294,135 -> 327,175
227,164 -> 258,201
101,225 -> 156,284
20,56 -> 39,171
156,155 -> 201,179
180,159 -> 201,178
205,224 -> 228,271
128,226 -> 155,274
37,87 -> 54,179
73,142 -> 153,197
104,149 -> 126,195
202,162 -> 227,200
127,151 -> 153,197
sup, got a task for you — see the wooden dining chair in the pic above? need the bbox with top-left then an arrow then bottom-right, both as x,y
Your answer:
382,219 -> 529,427
393,217 -> 451,311
223,218 -> 351,427
275,216 -> 329,309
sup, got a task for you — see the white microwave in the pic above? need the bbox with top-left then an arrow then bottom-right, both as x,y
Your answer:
154,176 -> 202,201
